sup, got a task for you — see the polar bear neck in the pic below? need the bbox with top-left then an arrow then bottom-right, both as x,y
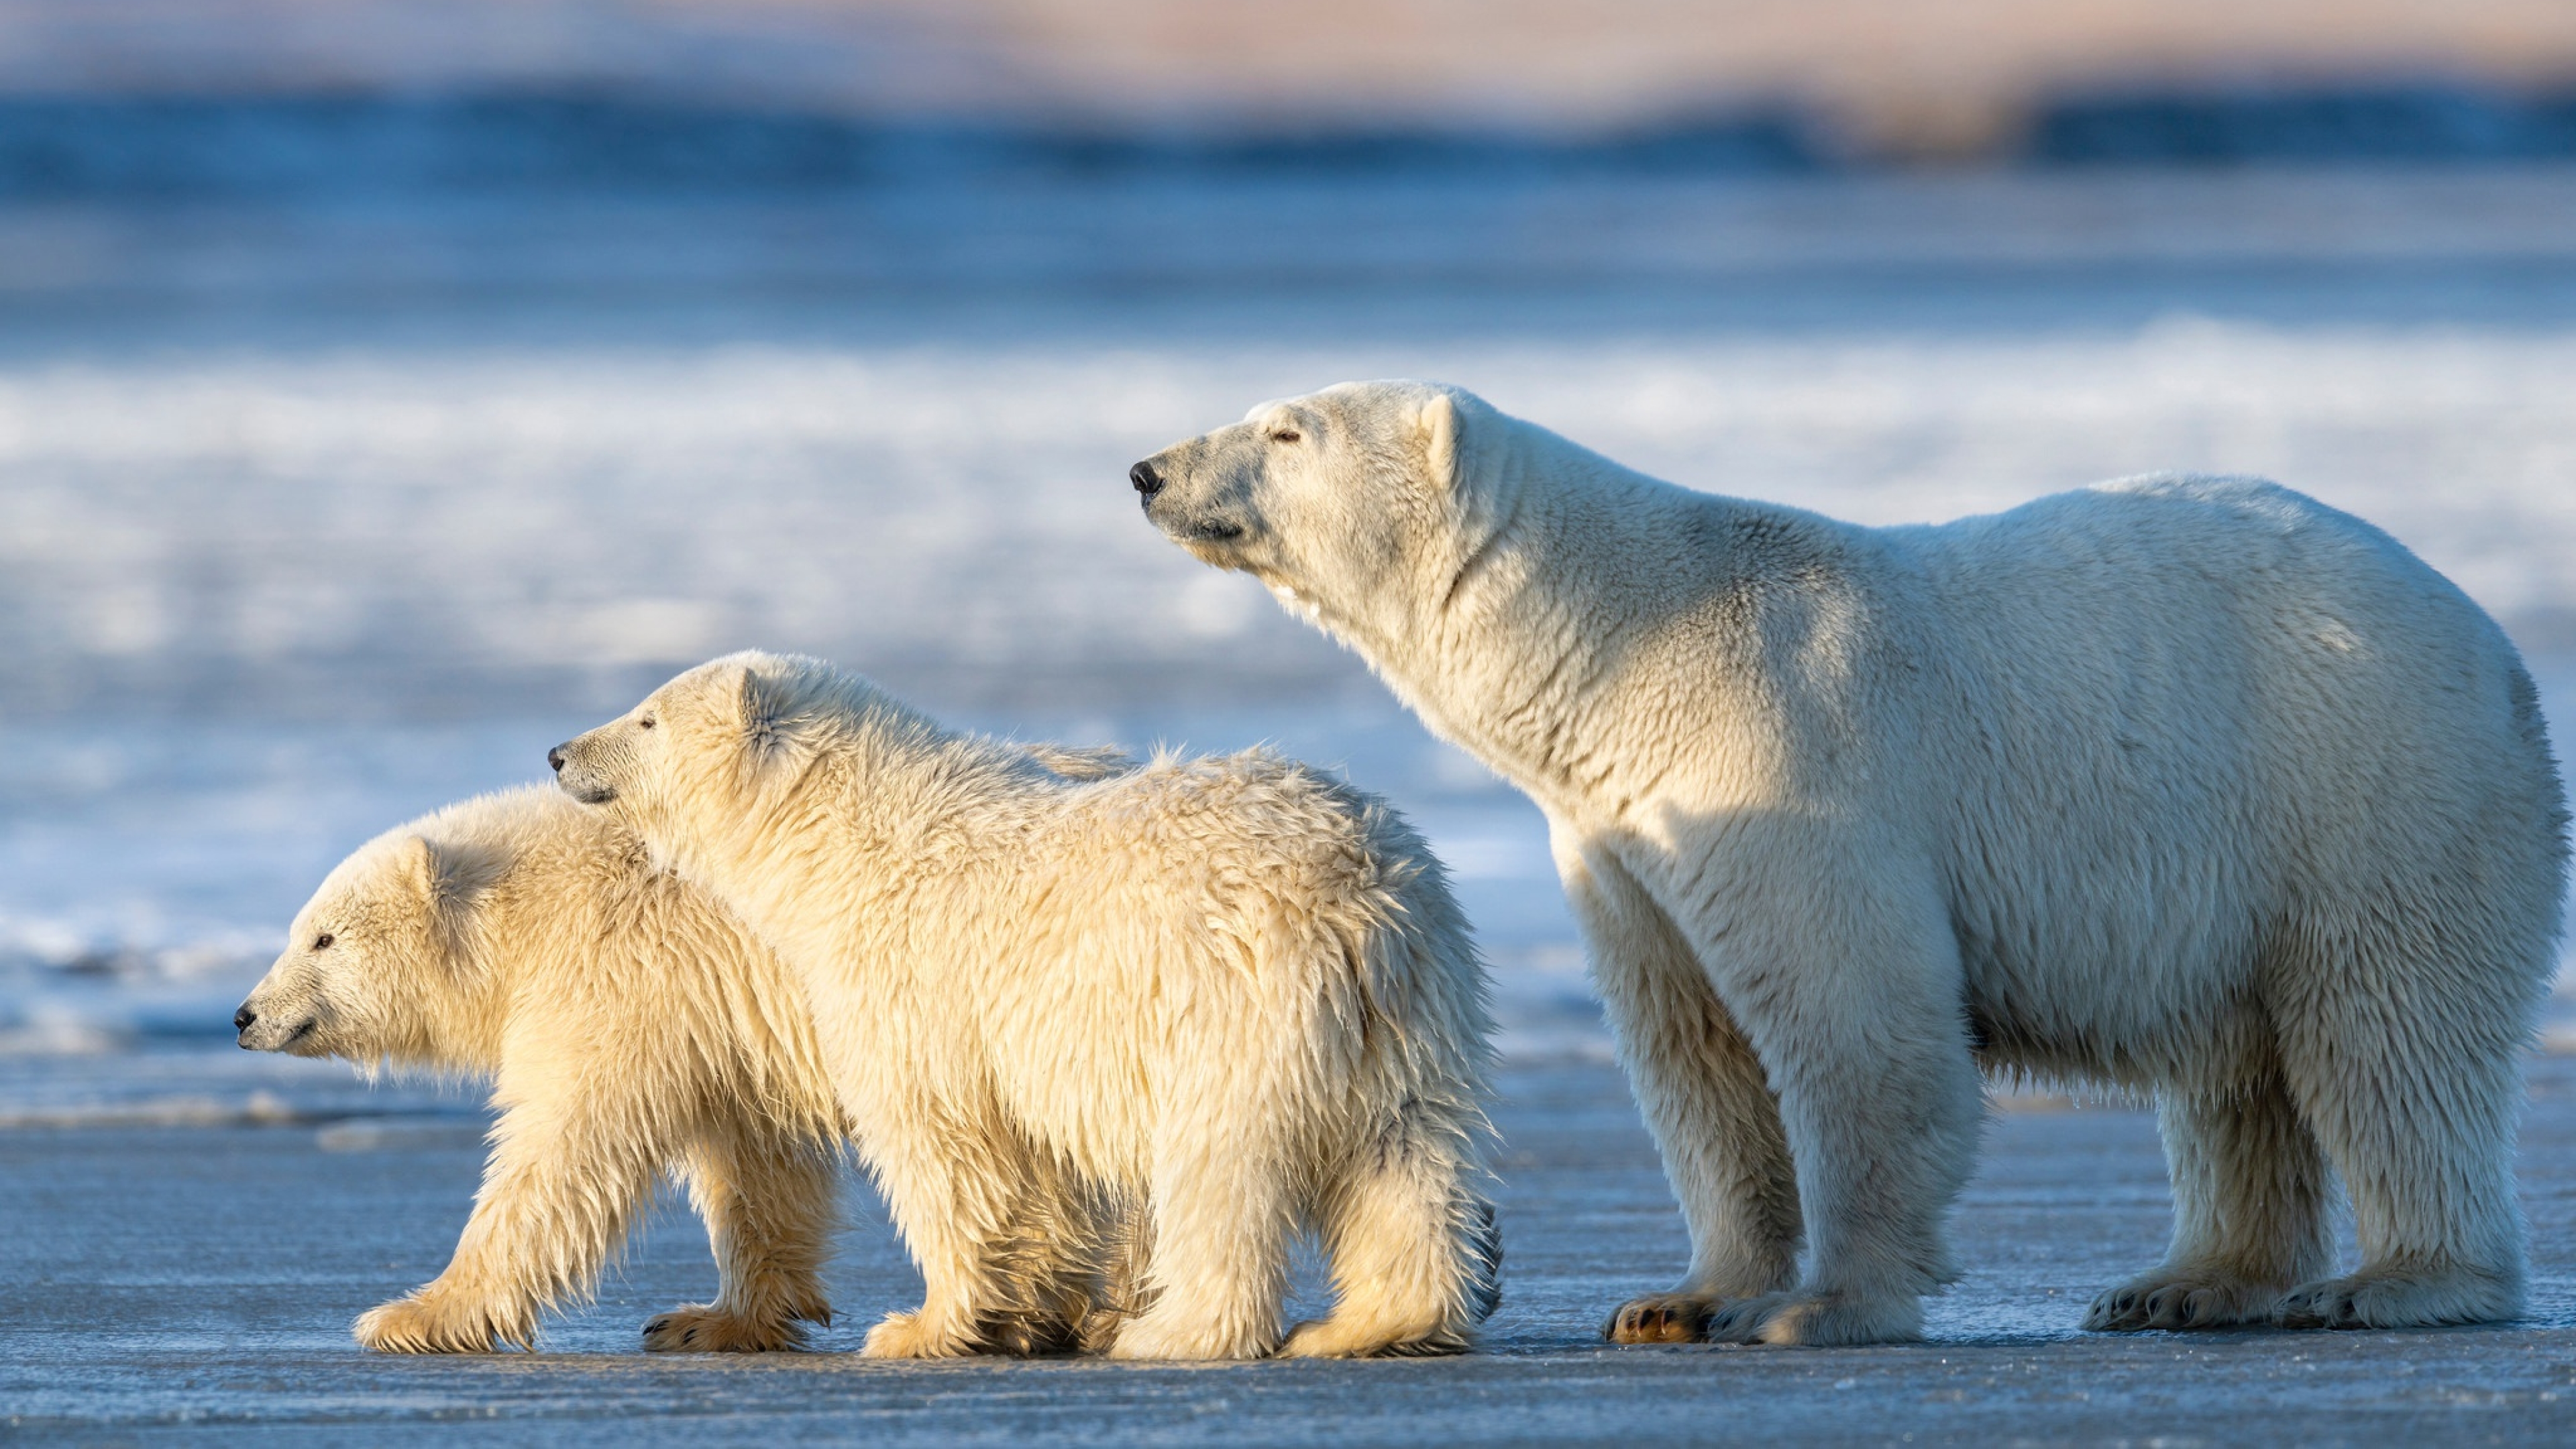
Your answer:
1353,447 -> 1865,819
681,709 -> 1051,961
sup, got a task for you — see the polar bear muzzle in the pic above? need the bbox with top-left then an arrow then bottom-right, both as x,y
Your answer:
1130,436 -> 1258,558
549,738 -> 619,805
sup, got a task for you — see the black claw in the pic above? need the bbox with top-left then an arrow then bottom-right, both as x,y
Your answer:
645,1318 -> 669,1335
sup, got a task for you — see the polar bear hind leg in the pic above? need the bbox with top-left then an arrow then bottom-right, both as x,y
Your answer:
1106,1126 -> 1298,1360
645,1128 -> 838,1352
1282,1122 -> 1501,1357
2086,1055 -> 2334,1331
2268,905 -> 2534,1330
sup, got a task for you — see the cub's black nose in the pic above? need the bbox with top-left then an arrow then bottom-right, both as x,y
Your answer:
1129,461 -> 1163,500
233,1005 -> 256,1032
547,746 -> 566,773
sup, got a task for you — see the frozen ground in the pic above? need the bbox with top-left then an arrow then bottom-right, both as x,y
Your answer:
7,1055 -> 2576,1444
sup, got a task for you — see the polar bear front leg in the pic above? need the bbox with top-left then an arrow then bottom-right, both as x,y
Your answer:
1663,847 -> 1984,1348
1558,837 -> 1803,1344
358,1099 -> 661,1353
857,1110 -> 1025,1358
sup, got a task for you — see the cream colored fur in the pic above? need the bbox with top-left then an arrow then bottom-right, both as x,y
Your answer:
551,655 -> 1501,1360
1135,379 -> 2568,1345
236,786 -> 847,1354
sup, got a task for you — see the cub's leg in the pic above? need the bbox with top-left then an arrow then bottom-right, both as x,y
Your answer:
1282,1116 -> 1501,1358
1657,840 -> 1983,1347
2270,910 -> 2535,1330
853,1097 -> 1036,1358
2086,1057 -> 2332,1331
355,1100 -> 659,1352
1559,837 -> 1801,1345
1106,1124 -> 1297,1360
963,1155 -> 1130,1355
644,1125 -> 841,1352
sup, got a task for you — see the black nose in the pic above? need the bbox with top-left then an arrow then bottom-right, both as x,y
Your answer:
1129,461 -> 1163,500
233,1005 -> 256,1033
547,747 -> 566,774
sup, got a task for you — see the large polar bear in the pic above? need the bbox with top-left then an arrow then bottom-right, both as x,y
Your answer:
547,652 -> 1501,1360
233,785 -> 848,1354
1131,380 -> 2569,1346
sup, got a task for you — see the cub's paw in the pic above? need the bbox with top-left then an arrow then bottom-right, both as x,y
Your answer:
2084,1271 -> 2280,1332
1703,1289 -> 1922,1347
861,1309 -> 975,1359
354,1293 -> 520,1354
1279,1316 -> 1468,1359
1106,1313 -> 1275,1361
1603,1293 -> 1715,1344
2273,1267 -> 2520,1331
643,1303 -> 812,1353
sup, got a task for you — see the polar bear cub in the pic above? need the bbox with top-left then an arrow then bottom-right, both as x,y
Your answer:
1134,379 -> 2567,1346
235,784 -> 849,1354
549,652 -> 1501,1360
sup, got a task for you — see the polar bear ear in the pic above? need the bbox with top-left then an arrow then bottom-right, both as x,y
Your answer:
737,663 -> 785,749
1413,390 -> 1459,493
397,835 -> 502,909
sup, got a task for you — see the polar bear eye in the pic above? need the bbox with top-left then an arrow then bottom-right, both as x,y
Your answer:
312,932 -> 334,950
1270,429 -> 1302,444
637,716 -> 655,731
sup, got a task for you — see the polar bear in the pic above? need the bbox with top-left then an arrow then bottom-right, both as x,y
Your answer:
547,652 -> 1501,1360
1131,379 -> 2568,1346
233,785 -> 848,1353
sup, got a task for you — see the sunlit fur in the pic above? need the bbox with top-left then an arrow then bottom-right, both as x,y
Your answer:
1135,378 -> 2569,1345
236,786 -> 847,1354
553,655 -> 1501,1361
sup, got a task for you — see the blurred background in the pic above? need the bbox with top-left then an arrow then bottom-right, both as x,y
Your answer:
6,0 -> 2576,1111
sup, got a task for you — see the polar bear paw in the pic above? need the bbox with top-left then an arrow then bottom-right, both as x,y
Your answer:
1105,1313 -> 1277,1361
1279,1315 -> 1469,1358
861,1309 -> 977,1358
642,1303 -> 813,1353
1701,1289 -> 1923,1346
2272,1267 -> 2520,1330
2084,1271 -> 2282,1332
354,1292 -> 524,1354
1603,1293 -> 1717,1344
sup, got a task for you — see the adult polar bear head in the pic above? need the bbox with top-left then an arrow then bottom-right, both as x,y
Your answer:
1129,380 -> 1563,655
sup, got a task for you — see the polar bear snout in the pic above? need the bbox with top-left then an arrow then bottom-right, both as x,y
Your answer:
550,738 -> 620,806
233,992 -> 319,1054
1132,453 -> 1250,549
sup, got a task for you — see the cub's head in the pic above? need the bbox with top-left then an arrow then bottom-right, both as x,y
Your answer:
549,651 -> 852,857
234,826 -> 504,1065
1130,380 -> 1492,636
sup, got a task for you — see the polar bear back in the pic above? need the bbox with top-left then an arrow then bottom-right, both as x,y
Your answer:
1847,474 -> 2561,1080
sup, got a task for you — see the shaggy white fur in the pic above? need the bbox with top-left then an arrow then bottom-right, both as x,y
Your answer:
1135,379 -> 2569,1346
235,785 -> 847,1354
551,655 -> 1501,1360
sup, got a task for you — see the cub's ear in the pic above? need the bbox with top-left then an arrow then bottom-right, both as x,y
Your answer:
398,835 -> 503,909
1413,390 -> 1458,492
